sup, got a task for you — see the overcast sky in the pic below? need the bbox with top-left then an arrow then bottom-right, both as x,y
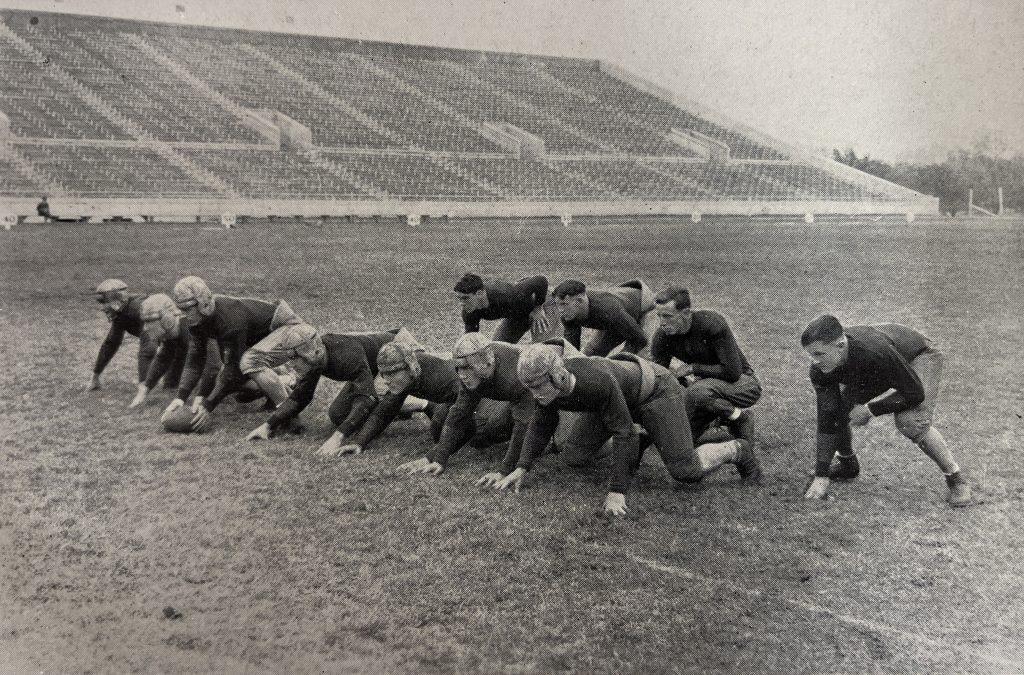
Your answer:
3,0 -> 1022,161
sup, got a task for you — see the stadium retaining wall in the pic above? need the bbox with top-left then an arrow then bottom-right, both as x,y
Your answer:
0,195 -> 937,222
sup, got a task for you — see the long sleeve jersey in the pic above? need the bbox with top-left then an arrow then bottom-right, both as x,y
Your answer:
517,357 -> 640,493
93,294 -> 155,379
811,324 -> 931,475
177,296 -> 278,410
463,276 -> 548,333
144,329 -> 221,399
650,310 -> 755,383
562,290 -> 648,356
427,343 -> 535,470
266,331 -> 395,433
347,354 -> 461,449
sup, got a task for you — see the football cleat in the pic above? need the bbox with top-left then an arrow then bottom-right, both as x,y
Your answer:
734,439 -> 762,482
828,453 -> 860,481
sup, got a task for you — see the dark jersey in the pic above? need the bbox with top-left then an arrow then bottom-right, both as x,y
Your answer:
428,343 -> 535,469
144,329 -> 220,398
93,293 -> 156,380
463,276 -> 548,333
562,290 -> 647,356
518,357 -> 639,493
348,354 -> 461,449
266,331 -> 396,433
650,310 -> 754,383
810,324 -> 930,431
177,296 -> 278,409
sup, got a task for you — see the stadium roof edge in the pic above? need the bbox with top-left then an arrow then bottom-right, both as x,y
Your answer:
0,7 -> 595,68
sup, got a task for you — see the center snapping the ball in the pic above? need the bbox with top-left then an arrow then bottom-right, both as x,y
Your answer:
161,406 -> 205,434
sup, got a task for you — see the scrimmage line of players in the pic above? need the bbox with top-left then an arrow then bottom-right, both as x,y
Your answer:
88,273 -> 972,515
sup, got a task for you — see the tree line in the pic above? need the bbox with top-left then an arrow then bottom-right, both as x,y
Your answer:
833,147 -> 1023,217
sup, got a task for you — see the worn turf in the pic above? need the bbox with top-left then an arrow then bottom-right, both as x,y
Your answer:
1,215 -> 1022,673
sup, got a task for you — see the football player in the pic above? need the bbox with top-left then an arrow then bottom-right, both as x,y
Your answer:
553,279 -> 658,357
399,332 -> 528,477
245,328 -> 406,452
651,286 -> 761,443
165,276 -> 325,432
454,273 -> 550,343
89,279 -> 164,393
493,341 -> 760,516
800,315 -> 971,506
336,339 -> 509,456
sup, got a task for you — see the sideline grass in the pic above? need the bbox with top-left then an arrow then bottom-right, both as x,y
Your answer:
1,215 -> 1022,672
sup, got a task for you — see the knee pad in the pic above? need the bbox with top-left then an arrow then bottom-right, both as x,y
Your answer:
895,416 -> 930,444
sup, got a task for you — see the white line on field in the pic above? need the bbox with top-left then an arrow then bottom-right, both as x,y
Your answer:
608,547 -> 1024,671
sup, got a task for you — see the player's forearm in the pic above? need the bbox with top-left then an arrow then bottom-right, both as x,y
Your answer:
815,431 -> 842,477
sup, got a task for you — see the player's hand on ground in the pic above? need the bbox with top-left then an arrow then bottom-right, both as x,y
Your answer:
128,383 -> 149,409
530,307 -> 550,336
246,423 -> 271,441
495,468 -> 526,492
335,443 -> 363,457
848,404 -> 872,427
314,431 -> 344,456
88,373 -> 103,391
191,406 -> 212,432
399,457 -> 444,475
191,396 -> 205,414
476,471 -> 505,488
804,476 -> 831,500
604,492 -> 628,516
164,398 -> 185,414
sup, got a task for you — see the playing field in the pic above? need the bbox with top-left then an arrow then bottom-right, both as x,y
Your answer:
1,215 -> 1022,673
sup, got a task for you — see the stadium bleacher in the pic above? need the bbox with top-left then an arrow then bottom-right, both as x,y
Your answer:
0,8 -> 920,208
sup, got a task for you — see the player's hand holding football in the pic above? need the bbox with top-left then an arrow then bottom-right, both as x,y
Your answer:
804,476 -> 830,500
604,492 -> 627,516
848,404 -> 872,427
476,472 -> 504,488
191,405 -> 212,433
494,468 -> 526,492
246,423 -> 271,441
164,398 -> 185,414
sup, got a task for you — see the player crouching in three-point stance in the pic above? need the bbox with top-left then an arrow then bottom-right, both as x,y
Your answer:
454,273 -> 550,343
165,276 -> 325,432
800,315 -> 971,507
339,339 -> 511,457
498,342 -> 761,516
129,294 -> 221,409
553,278 -> 659,357
651,286 -> 761,443
245,328 -> 405,452
400,333 -> 526,478
89,279 -> 164,396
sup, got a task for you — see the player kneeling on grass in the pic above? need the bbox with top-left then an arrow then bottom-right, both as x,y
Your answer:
245,328 -> 408,451
800,315 -> 971,507
454,273 -> 550,343
400,333 -> 527,477
164,276 -> 325,432
553,278 -> 659,358
651,286 -> 761,444
495,342 -> 761,516
89,279 -> 168,395
130,294 -> 221,409
337,339 -> 509,457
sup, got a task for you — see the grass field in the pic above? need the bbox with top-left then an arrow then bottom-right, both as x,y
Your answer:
1,214 -> 1022,673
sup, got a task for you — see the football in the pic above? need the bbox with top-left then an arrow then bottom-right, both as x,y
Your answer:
161,406 -> 202,434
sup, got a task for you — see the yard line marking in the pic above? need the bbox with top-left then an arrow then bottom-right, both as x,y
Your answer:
601,546 -> 1024,671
